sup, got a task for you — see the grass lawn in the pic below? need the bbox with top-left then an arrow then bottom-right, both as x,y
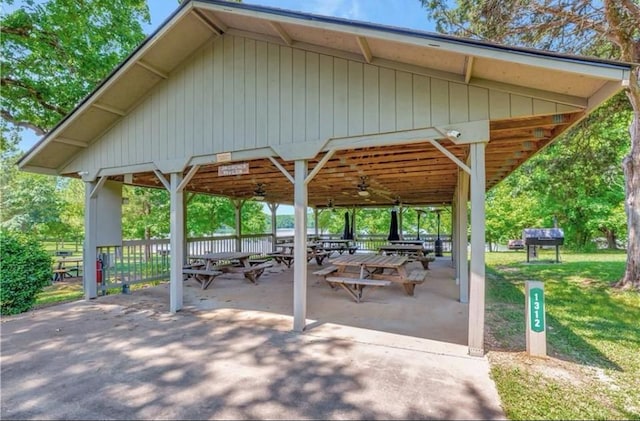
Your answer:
485,249 -> 639,420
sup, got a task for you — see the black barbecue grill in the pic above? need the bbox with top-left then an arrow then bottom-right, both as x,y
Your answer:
523,228 -> 564,263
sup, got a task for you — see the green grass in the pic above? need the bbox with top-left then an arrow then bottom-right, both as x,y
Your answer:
485,250 -> 639,420
35,282 -> 84,307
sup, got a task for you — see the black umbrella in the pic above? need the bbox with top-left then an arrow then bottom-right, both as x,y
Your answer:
387,210 -> 400,241
342,211 -> 352,239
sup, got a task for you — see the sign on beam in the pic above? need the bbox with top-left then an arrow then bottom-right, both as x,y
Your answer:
218,162 -> 249,176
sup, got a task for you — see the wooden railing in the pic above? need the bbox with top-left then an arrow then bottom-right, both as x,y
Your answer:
97,232 -> 452,292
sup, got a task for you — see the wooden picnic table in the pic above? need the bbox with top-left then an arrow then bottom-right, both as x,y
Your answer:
317,239 -> 358,256
377,244 -> 435,269
53,257 -> 83,282
186,251 -> 272,287
328,254 -> 427,298
389,240 -> 425,247
270,242 -> 328,266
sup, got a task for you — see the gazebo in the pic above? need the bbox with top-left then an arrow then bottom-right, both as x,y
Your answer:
18,0 -> 631,355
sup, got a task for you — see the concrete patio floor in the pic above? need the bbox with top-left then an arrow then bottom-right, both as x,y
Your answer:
1,257 -> 504,420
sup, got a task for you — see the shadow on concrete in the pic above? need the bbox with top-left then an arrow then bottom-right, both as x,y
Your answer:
1,295 -> 503,420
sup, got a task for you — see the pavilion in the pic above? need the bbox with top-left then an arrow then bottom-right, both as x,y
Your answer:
18,0 -> 631,355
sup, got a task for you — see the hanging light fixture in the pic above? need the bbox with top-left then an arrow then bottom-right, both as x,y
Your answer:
327,198 -> 334,208
357,176 -> 370,197
394,196 -> 401,207
253,183 -> 266,201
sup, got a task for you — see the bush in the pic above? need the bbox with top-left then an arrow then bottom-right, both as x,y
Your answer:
0,231 -> 52,315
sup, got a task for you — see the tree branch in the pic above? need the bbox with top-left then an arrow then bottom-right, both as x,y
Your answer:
1,77 -> 68,117
619,0 -> 640,24
0,110 -> 46,136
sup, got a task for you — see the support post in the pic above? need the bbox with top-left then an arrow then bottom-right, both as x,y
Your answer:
452,196 -> 457,270
233,200 -> 243,252
268,202 -> 279,252
457,169 -> 469,303
293,159 -> 308,332
399,206 -> 404,240
83,181 -> 99,299
313,207 -> 319,238
182,192 -> 188,265
169,172 -> 184,313
468,142 -> 486,356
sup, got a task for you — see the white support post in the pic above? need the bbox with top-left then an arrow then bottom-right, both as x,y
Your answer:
457,169 -> 469,303
268,202 -> 279,252
182,193 -> 188,265
169,172 -> 184,313
293,159 -> 308,332
234,200 -> 243,252
451,196 -> 457,270
468,142 -> 486,356
83,181 -> 99,299
313,207 -> 319,238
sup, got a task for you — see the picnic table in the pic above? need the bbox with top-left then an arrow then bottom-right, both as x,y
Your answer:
326,254 -> 428,301
268,242 -> 328,267
317,239 -> 358,256
53,256 -> 83,282
377,244 -> 436,269
186,251 -> 272,288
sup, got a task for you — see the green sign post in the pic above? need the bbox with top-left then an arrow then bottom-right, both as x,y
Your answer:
529,287 -> 545,333
525,281 -> 547,357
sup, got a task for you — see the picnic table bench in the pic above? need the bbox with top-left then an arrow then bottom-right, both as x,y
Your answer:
325,276 -> 391,303
182,267 -> 224,289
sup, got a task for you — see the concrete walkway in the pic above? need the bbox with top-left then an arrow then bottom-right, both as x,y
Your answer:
1,288 -> 504,420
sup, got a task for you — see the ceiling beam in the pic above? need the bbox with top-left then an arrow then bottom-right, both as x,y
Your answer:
201,10 -> 228,32
92,103 -> 126,116
356,36 -> 373,63
54,137 -> 89,148
464,56 -> 474,84
193,9 -> 222,35
269,21 -> 293,46
135,60 -> 168,79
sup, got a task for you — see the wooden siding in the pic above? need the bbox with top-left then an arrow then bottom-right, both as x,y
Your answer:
66,34 -> 579,173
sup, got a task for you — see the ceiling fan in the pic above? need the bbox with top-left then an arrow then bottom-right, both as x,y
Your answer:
253,183 -> 266,201
357,176 -> 370,197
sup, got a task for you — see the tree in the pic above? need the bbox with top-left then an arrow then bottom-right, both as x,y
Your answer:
421,0 -> 639,288
1,0 -> 150,134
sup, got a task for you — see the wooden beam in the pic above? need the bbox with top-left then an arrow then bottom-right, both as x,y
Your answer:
356,36 -> 373,63
89,176 -> 107,199
193,9 -> 222,35
54,137 -> 88,148
92,102 -> 126,116
135,60 -> 168,79
153,169 -> 171,191
269,21 -> 293,46
464,56 -> 474,84
177,165 -> 201,192
269,157 -> 295,184
305,149 -> 335,185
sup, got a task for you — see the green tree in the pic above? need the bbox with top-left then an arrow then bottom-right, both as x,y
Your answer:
420,0 -> 639,287
1,0 -> 150,134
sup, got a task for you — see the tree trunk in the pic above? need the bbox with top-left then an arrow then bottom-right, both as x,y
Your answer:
616,68 -> 640,289
604,229 -> 617,250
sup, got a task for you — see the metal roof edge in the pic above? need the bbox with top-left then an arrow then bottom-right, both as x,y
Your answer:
193,0 -> 633,70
